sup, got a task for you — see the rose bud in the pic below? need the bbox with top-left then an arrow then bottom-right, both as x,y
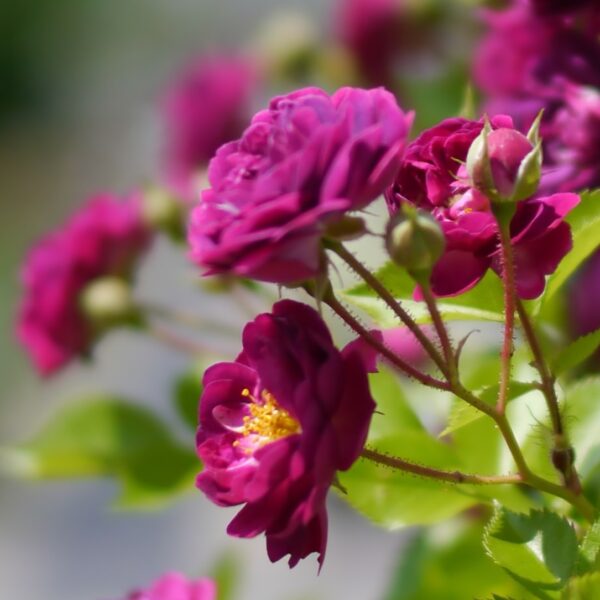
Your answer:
385,208 -> 445,280
466,123 -> 542,203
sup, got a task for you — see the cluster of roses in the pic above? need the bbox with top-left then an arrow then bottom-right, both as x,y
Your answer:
15,0 -> 599,594
18,82 -> 581,570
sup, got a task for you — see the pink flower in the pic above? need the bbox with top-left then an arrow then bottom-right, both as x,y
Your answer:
189,86 -> 412,284
17,194 -> 151,375
162,56 -> 258,199
336,0 -> 403,87
385,116 -> 579,298
121,572 -> 216,600
196,300 -> 375,568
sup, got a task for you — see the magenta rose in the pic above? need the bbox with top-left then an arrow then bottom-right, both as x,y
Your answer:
196,299 -> 375,568
569,249 -> 600,340
336,0 -> 403,87
385,116 -> 579,298
121,572 -> 216,600
162,56 -> 258,199
188,86 -> 413,284
17,193 -> 151,375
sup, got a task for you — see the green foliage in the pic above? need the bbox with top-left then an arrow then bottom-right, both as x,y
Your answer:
576,518 -> 600,575
550,329 -> 600,377
343,263 -> 505,327
6,396 -> 198,508
382,522 -> 531,600
339,370 -> 477,527
210,552 -> 241,600
441,381 -> 536,437
539,189 -> 600,312
483,507 -> 578,598
562,573 -> 600,599
174,371 -> 203,430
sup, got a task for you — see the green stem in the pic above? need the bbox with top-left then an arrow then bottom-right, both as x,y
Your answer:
496,213 -> 517,415
362,447 -> 523,485
327,241 -> 448,376
321,289 -> 450,391
516,299 -> 582,494
420,281 -> 457,382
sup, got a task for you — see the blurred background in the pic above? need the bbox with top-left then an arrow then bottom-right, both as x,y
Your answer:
0,1 -> 481,598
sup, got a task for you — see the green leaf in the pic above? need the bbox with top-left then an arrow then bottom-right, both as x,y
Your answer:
550,329 -> 600,377
382,521 -> 532,600
484,507 -> 578,598
342,264 -> 505,327
4,396 -> 198,509
562,573 -> 600,600
541,189 -> 600,308
576,519 -> 600,575
210,552 -> 241,600
441,381 -> 537,437
174,371 -> 202,430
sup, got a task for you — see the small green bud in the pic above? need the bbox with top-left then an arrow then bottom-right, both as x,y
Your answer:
79,276 -> 139,329
142,186 -> 186,241
385,209 -> 445,279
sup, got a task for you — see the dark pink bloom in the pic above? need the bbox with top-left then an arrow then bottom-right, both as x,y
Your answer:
196,300 -> 375,568
189,86 -> 412,284
385,116 -> 579,298
163,56 -> 258,199
569,249 -> 600,340
17,194 -> 151,375
336,0 -> 403,87
121,572 -> 216,600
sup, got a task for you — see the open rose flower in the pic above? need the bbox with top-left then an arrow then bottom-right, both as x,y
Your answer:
385,116 -> 579,298
189,86 -> 412,284
17,193 -> 151,375
196,299 -> 375,568
162,56 -> 258,199
119,572 -> 216,600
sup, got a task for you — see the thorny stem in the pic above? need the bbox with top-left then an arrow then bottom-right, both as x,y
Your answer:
320,288 -> 450,391
420,281 -> 457,382
361,447 -> 523,485
327,241 -> 449,377
496,213 -> 517,415
516,299 -> 582,494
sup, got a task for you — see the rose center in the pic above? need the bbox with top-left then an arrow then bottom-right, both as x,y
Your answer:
239,388 -> 300,446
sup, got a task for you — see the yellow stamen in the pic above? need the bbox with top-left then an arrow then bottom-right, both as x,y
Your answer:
236,388 -> 300,449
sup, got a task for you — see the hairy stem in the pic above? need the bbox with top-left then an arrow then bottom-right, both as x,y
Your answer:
362,447 -> 523,485
148,323 -> 211,355
496,214 -> 517,415
420,281 -> 457,382
327,241 -> 448,376
321,288 -> 450,391
516,299 -> 582,493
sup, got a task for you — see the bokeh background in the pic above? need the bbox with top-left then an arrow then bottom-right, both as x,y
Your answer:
0,1 -> 480,598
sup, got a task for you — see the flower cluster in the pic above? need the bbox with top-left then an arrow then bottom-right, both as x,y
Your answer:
385,116 -> 578,298
188,86 -> 412,284
473,0 -> 600,193
196,300 -> 375,567
17,193 -> 151,375
119,572 -> 216,600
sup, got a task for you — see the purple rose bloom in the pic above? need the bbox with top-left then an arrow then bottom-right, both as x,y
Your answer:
568,248 -> 600,340
385,116 -> 579,298
17,194 -> 151,375
196,300 -> 375,568
162,56 -> 258,200
120,572 -> 216,600
189,86 -> 413,284
336,0 -> 404,87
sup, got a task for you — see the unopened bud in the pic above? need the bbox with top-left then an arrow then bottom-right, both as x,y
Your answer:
79,276 -> 139,329
385,209 -> 445,279
142,186 -> 186,241
466,122 -> 542,203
